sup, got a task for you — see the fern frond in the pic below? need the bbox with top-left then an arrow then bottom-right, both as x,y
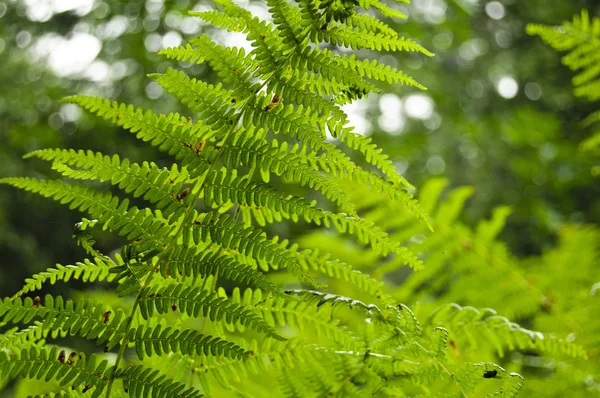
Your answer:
202,167 -> 413,260
310,149 -> 433,230
138,284 -> 284,340
285,69 -> 355,105
161,246 -> 279,293
71,217 -> 104,258
454,362 -> 507,393
0,178 -> 171,253
319,22 -> 431,57
284,289 -> 389,322
15,257 -> 116,297
60,96 -> 216,173
161,35 -> 261,100
267,0 -> 310,55
581,130 -> 600,153
346,12 -> 399,36
199,1 -> 285,77
0,322 -> 56,349
150,68 -> 237,137
0,0 -> 469,395
242,91 -> 330,142
26,148 -> 191,218
117,364 -> 203,398
487,373 -> 525,397
186,211 -> 323,287
203,167 -> 323,222
268,73 -> 353,137
527,10 -> 600,101
291,46 -> 377,99
339,130 -> 415,189
427,303 -> 587,359
278,368 -> 309,398
223,131 -> 354,214
0,346 -> 111,398
361,0 -> 407,19
128,324 -> 248,360
190,338 -> 318,391
291,246 -> 394,305
249,297 -> 363,350
321,212 -> 421,263
0,295 -> 128,350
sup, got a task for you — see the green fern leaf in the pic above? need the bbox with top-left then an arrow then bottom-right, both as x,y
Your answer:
26,148 -> 191,218
150,68 -> 238,138
138,283 -> 284,340
160,246 -> 279,293
117,364 -> 203,398
128,324 -> 248,360
0,346 -> 111,398
0,178 -> 171,253
186,211 -> 324,288
15,257 -> 116,297
0,295 -> 128,350
487,373 -> 525,397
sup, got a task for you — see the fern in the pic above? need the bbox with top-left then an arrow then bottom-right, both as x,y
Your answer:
528,10 -> 600,174
0,347 -> 111,398
0,0 -> 571,396
15,256 -> 116,297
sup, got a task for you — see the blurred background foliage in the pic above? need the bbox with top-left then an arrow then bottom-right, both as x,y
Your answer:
0,0 -> 599,396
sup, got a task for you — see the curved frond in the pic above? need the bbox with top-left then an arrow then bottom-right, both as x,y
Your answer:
15,257 -> 116,297
0,295 -> 128,350
0,178 -> 171,253
26,148 -> 191,218
223,131 -> 355,214
117,364 -> 203,398
138,283 -> 284,340
59,96 -> 216,177
128,324 -> 248,360
186,211 -> 324,287
527,10 -> 600,101
149,68 -> 237,138
427,303 -> 587,359
161,246 -> 279,293
0,346 -> 111,398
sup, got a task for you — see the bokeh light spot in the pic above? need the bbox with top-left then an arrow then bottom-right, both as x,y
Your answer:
426,156 -> 446,174
60,104 -> 82,122
432,32 -> 453,51
47,33 -> 101,77
404,94 -> 434,119
467,79 -> 486,98
146,81 -> 164,99
144,33 -> 162,52
485,1 -> 505,20
525,82 -> 542,100
379,93 -> 402,114
496,76 -> 518,99
379,94 -> 405,135
16,31 -> 32,48
163,31 -> 182,48
342,98 -> 373,136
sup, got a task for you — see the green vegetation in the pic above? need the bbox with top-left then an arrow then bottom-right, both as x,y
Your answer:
0,0 -> 598,397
